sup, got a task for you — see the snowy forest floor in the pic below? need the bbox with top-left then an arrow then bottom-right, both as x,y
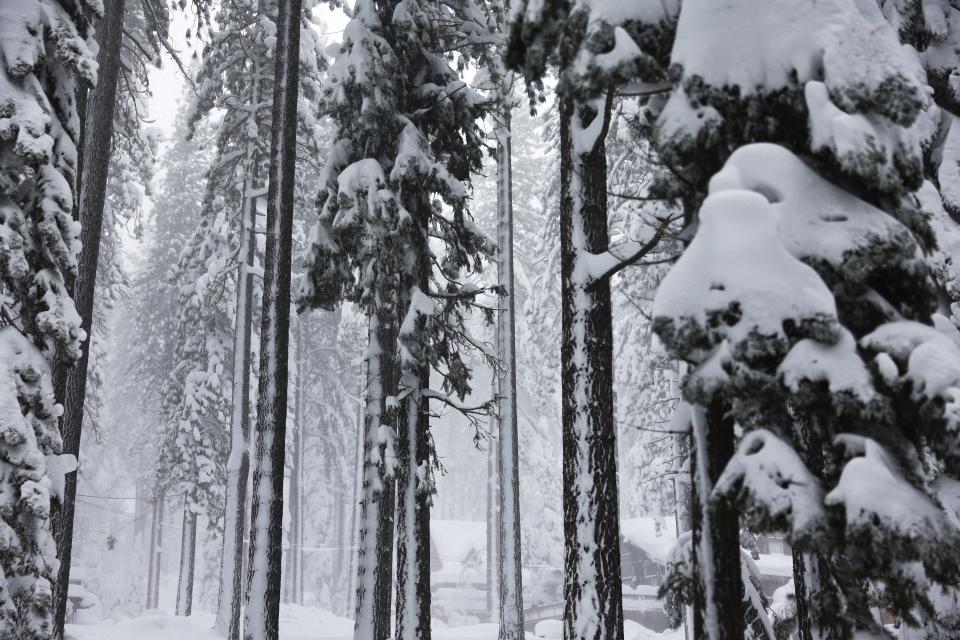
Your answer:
62,570 -> 683,640
64,604 -> 685,640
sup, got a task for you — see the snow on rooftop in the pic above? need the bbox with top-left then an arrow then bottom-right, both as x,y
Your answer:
754,553 -> 794,578
620,517 -> 678,563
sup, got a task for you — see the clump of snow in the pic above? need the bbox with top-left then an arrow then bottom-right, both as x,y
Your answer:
779,330 -> 874,402
718,144 -> 919,275
670,0 -> 924,115
714,429 -> 828,545
826,435 -> 960,567
653,148 -> 840,366
862,320 -> 960,398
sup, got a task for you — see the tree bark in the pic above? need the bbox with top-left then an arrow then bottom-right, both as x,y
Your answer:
394,196 -> 433,640
690,401 -> 743,640
51,1 -> 127,636
394,383 -> 431,640
215,74 -> 262,640
353,313 -> 398,640
495,99 -> 524,640
791,421 -> 842,640
176,498 -> 198,616
242,0 -> 300,636
558,92 -> 625,640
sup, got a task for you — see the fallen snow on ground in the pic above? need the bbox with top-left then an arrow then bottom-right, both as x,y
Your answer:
65,604 -> 685,640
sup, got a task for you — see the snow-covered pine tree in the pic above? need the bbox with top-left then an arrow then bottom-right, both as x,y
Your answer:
241,0 -> 308,636
48,3 -> 171,632
0,2 -> 98,637
875,2 -> 960,635
127,107 -> 214,613
153,158 -> 234,616
505,3 -> 678,638
186,1 -> 325,633
473,0 -> 526,634
648,1 -> 960,638
301,0 -> 493,636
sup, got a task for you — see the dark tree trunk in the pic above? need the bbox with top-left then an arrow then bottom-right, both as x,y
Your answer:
242,0 -> 300,636
51,2 -> 127,636
353,312 -> 398,640
495,102 -> 524,640
689,448 -> 705,637
558,93 -> 624,640
394,198 -> 432,640
792,422 -> 842,640
702,398 -> 743,640
176,499 -> 198,616
394,387 -> 432,640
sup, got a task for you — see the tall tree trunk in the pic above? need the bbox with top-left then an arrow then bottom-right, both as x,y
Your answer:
283,429 -> 299,604
394,205 -> 433,640
215,80 -> 262,640
146,494 -> 166,609
486,410 -> 498,621
146,498 -> 159,609
348,381 -> 364,617
51,1 -> 127,636
294,322 -> 305,607
690,402 -> 743,640
394,369 -> 431,640
354,313 -> 398,640
176,498 -> 198,616
558,93 -> 625,640
791,422 -> 842,640
495,98 -> 524,640
134,474 -> 147,544
284,321 -> 303,606
242,0 -> 300,636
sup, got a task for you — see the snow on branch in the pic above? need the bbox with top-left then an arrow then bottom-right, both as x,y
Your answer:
714,429 -> 828,546
421,388 -> 493,416
652,149 -> 841,367
826,435 -> 960,583
581,213 -> 681,286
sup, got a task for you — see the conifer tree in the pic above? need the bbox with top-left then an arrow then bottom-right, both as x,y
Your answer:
506,3 -> 677,638
186,1 -> 325,633
301,0 -> 494,636
241,0 -> 307,636
154,208 -> 231,616
647,2 -> 960,638
0,2 -> 97,637
128,108 -> 214,613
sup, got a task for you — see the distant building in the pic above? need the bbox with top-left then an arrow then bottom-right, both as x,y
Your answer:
428,518 -> 796,631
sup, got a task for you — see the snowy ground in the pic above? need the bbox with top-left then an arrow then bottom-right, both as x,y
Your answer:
65,604 -> 685,640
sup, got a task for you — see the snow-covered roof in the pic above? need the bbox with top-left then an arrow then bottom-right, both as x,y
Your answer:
620,517 -> 678,563
754,553 -> 794,578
